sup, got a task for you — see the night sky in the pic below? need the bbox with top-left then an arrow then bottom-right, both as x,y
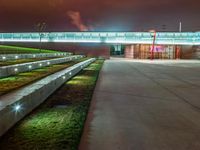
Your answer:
0,0 -> 200,32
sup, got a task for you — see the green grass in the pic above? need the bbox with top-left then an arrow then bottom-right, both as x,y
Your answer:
0,59 -> 104,150
0,45 -> 60,54
0,58 -> 88,96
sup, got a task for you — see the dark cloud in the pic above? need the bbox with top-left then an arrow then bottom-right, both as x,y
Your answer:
0,0 -> 199,32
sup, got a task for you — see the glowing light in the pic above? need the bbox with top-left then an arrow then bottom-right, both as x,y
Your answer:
15,56 -> 19,59
69,72 -> 72,76
39,63 -> 42,66
2,56 -> 6,60
62,76 -> 66,79
28,65 -> 32,69
14,105 -> 21,112
47,62 -> 50,65
149,30 -> 156,33
14,68 -> 18,72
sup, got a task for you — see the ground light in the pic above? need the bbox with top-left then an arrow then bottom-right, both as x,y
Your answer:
28,65 -> 32,69
14,68 -> 18,72
13,104 -> 21,112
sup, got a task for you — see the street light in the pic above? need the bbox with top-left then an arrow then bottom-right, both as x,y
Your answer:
36,22 -> 46,52
149,30 -> 156,60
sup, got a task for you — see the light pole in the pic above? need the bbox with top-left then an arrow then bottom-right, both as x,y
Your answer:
36,22 -> 46,52
179,22 -> 182,32
149,30 -> 156,60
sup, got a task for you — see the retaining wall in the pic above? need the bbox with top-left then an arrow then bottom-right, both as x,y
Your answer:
0,52 -> 72,61
0,55 -> 84,78
0,58 -> 96,137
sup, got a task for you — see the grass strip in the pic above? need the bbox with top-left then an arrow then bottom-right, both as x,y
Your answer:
0,45 -> 59,54
0,59 -> 104,150
0,58 -> 88,96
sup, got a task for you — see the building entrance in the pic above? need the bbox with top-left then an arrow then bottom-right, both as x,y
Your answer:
110,45 -> 125,57
125,44 -> 181,59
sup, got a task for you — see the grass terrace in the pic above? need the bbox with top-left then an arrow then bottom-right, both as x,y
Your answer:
0,57 -> 88,96
0,45 -> 59,54
0,59 -> 104,150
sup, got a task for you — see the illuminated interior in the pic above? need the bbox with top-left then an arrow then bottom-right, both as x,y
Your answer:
0,32 -> 199,45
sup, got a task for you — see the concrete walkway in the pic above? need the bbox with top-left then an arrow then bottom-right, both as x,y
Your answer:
79,58 -> 200,150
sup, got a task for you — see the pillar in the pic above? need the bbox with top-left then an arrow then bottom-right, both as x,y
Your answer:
125,45 -> 135,58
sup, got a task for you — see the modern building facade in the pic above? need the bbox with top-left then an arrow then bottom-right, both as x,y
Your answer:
0,32 -> 199,59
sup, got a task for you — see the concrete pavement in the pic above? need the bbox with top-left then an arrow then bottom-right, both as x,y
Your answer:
79,58 -> 200,150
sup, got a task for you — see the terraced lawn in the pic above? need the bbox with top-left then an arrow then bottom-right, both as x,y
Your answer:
0,59 -> 104,150
0,45 -> 59,54
0,58 -> 88,96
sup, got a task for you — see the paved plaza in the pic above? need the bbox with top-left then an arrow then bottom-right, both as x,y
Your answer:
80,58 -> 200,150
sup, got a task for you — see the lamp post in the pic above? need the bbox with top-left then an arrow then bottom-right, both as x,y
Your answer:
149,30 -> 156,60
179,22 -> 182,32
36,22 -> 46,52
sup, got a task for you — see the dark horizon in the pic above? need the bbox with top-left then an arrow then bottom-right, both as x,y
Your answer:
0,0 -> 200,32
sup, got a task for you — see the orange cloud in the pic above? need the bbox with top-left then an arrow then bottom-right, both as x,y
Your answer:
67,11 -> 92,31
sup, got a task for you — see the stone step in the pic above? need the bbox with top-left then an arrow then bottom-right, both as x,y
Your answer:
0,55 -> 84,78
0,52 -> 72,61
